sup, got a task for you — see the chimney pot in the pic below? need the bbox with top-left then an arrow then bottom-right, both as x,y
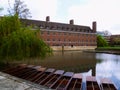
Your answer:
70,19 -> 74,25
46,16 -> 50,22
92,21 -> 97,33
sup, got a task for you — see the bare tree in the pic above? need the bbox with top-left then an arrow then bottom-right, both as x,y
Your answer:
8,0 -> 31,19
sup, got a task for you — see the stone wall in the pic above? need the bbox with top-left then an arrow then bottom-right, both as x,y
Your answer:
51,46 -> 97,51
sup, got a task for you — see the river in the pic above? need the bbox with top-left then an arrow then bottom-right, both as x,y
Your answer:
1,51 -> 120,81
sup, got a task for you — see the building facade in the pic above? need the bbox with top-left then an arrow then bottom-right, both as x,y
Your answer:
21,16 -> 97,50
110,35 -> 120,46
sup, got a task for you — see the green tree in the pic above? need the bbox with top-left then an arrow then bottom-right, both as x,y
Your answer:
0,15 -> 52,61
97,35 -> 108,47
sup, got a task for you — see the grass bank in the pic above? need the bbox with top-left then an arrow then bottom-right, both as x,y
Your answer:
96,47 -> 120,51
95,47 -> 120,55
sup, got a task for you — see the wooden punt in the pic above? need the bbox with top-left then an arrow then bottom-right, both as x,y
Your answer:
86,76 -> 101,90
32,68 -> 55,84
51,72 -> 74,90
2,64 -> 27,74
100,78 -> 117,90
19,66 -> 42,79
11,65 -> 35,77
40,70 -> 64,87
67,74 -> 83,90
27,67 -> 46,81
11,65 -> 34,75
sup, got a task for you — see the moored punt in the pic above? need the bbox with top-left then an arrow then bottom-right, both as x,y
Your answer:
32,68 -> 55,84
67,74 -> 83,90
27,67 -> 46,81
100,78 -> 117,90
2,64 -> 27,74
11,65 -> 35,77
1,64 -> 119,90
51,72 -> 74,90
86,76 -> 101,90
43,70 -> 64,87
19,66 -> 42,79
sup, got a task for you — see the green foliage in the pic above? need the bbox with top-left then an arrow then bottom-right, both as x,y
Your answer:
96,47 -> 120,50
0,15 -> 52,60
97,35 -> 108,47
0,15 -> 20,37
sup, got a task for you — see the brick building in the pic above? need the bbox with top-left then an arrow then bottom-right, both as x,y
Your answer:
110,35 -> 120,46
21,16 -> 97,50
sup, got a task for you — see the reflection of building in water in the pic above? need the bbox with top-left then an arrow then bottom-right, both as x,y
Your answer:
60,63 -> 96,76
24,51 -> 96,76
21,16 -> 97,50
55,51 -> 96,76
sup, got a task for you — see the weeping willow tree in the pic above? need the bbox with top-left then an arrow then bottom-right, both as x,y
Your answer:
0,15 -> 52,61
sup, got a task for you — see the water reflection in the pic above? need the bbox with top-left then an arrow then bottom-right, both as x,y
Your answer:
2,51 -> 120,80
16,51 -> 97,76
45,51 -> 96,76
96,53 -> 120,80
96,53 -> 120,61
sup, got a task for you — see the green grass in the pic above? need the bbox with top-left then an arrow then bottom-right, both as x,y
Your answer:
96,47 -> 120,50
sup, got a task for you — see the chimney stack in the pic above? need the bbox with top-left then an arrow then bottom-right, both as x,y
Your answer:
92,21 -> 97,33
46,16 -> 50,22
70,19 -> 74,25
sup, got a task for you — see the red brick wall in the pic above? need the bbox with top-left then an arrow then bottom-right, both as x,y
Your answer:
40,30 -> 97,47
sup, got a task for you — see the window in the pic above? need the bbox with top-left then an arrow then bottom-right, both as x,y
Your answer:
45,26 -> 49,29
62,27 -> 64,30
71,28 -> 74,31
47,31 -> 50,35
84,29 -> 86,32
76,28 -> 78,31
41,32 -> 43,34
71,45 -> 73,47
66,27 -> 69,30
47,39 -> 50,41
50,26 -> 54,29
53,32 -> 55,35
64,33 -> 66,35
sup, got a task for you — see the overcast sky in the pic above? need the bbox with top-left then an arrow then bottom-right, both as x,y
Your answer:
0,0 -> 120,35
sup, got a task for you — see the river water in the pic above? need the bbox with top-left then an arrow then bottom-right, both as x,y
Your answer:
15,51 -> 120,81
1,51 -> 120,81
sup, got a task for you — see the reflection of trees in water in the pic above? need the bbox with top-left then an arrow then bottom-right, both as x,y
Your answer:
97,59 -> 102,63
0,52 -> 97,74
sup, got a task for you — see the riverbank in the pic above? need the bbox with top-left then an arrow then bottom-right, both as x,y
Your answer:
83,47 -> 120,55
95,47 -> 120,55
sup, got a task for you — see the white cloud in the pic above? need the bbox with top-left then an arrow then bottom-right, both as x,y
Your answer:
0,0 -> 58,21
1,0 -> 120,34
25,0 -> 58,21
68,0 -> 120,34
